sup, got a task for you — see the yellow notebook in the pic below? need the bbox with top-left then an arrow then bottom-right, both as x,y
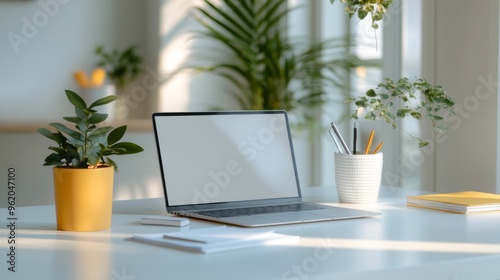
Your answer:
407,191 -> 500,214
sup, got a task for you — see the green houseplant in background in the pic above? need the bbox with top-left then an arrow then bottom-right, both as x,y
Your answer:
331,0 -> 393,30
190,0 -> 360,130
331,0 -> 456,147
347,77 -> 455,148
94,45 -> 144,120
191,0 -> 456,144
330,0 -> 455,148
95,45 -> 143,91
37,90 -> 143,231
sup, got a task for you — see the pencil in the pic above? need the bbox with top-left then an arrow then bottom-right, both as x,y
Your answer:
372,141 -> 384,154
364,130 -> 374,155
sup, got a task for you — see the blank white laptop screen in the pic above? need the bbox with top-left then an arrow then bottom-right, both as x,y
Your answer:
153,111 -> 300,207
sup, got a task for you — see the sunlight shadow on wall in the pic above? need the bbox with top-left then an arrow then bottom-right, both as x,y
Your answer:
157,0 -> 203,111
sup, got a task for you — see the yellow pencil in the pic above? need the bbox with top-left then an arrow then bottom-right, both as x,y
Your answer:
372,141 -> 384,154
364,130 -> 374,155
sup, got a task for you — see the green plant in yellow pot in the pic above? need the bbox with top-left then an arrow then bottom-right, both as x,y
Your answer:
37,90 -> 143,231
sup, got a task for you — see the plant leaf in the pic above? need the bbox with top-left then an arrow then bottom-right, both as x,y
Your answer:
366,89 -> 377,97
107,125 -> 127,146
48,146 -> 66,154
109,142 -> 144,154
50,122 -> 83,141
89,95 -> 117,109
106,157 -> 118,172
63,117 -> 81,124
88,112 -> 109,124
74,107 -> 89,121
37,128 -> 57,141
54,131 -> 68,144
65,90 -> 87,110
88,126 -> 113,139
418,141 -> 429,148
43,153 -> 63,166
410,111 -> 422,120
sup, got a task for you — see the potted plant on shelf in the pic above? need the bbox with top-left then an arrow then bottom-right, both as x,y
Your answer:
37,90 -> 144,231
94,45 -> 143,120
95,45 -> 143,91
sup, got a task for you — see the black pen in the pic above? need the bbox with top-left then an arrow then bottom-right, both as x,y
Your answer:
353,122 -> 357,155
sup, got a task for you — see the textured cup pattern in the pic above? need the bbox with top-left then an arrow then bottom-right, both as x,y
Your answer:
334,153 -> 383,203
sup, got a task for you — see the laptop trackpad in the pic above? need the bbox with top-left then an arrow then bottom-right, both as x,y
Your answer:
313,207 -> 380,219
219,212 -> 332,227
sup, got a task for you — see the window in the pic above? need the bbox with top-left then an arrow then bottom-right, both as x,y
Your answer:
400,0 -> 424,189
317,0 -> 425,189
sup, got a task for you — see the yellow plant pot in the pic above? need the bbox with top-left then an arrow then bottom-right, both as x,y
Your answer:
53,166 -> 114,231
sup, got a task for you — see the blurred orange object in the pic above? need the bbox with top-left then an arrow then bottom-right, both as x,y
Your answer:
90,68 -> 106,87
73,70 -> 90,88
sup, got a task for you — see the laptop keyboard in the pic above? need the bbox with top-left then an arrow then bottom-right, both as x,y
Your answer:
195,203 -> 325,218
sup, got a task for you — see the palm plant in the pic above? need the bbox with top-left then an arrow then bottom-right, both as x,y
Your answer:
190,0 -> 359,128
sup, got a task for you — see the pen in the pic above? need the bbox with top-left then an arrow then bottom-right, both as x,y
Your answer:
330,122 -> 351,155
372,141 -> 384,154
328,129 -> 343,153
353,122 -> 357,155
364,130 -> 374,155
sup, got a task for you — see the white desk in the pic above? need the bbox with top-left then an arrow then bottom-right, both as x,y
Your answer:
2,186 -> 500,280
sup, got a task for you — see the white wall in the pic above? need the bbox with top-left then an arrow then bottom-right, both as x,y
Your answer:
0,0 -> 153,122
0,0 -> 317,207
422,0 -> 499,193
156,0 -> 241,111
0,0 -> 162,207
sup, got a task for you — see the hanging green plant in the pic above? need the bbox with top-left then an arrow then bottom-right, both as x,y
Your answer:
330,0 -> 393,29
347,77 -> 456,148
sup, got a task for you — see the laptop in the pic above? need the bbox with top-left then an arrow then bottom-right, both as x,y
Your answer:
152,110 -> 379,227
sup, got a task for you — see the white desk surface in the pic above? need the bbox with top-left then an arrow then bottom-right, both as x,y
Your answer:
2,186 -> 500,280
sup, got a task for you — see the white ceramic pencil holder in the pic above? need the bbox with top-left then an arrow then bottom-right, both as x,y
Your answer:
334,152 -> 383,203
